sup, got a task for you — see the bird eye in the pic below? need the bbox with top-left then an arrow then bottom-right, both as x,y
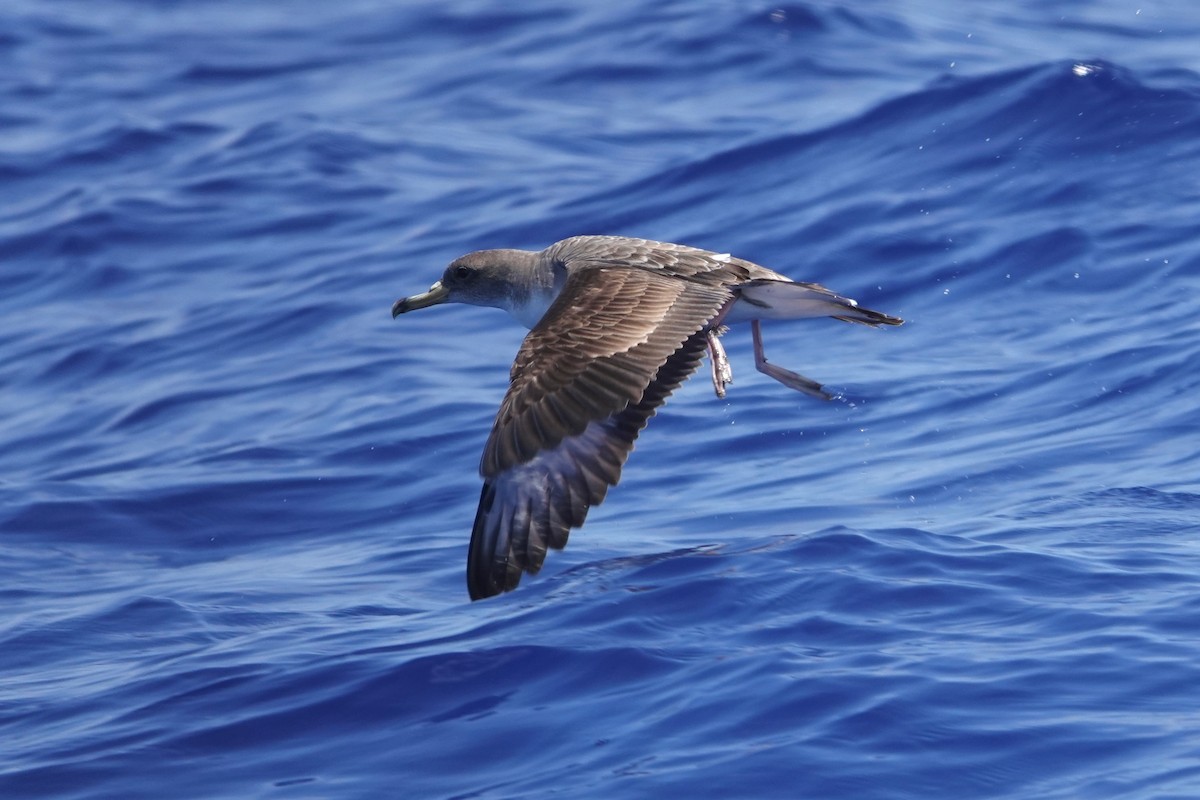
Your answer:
454,265 -> 472,280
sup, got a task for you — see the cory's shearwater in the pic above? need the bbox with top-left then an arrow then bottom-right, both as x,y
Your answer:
392,235 -> 903,599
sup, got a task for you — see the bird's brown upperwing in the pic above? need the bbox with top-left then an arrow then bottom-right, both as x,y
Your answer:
468,265 -> 730,599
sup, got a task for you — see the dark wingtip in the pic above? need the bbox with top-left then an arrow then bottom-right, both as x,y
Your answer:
466,482 -> 522,600
465,474 -> 582,600
467,484 -> 501,600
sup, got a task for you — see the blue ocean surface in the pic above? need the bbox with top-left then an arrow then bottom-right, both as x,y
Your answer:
3,1 -> 1200,797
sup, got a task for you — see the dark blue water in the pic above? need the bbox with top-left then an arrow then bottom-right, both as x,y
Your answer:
4,2 -> 1200,797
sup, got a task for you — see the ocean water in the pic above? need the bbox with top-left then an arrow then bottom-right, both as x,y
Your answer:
3,1 -> 1200,798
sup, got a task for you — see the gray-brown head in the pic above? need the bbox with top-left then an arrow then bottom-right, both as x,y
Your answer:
391,249 -> 542,319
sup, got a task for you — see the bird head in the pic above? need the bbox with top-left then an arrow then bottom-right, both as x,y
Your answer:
391,249 -> 536,318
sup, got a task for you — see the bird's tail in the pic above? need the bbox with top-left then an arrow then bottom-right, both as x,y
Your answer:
736,279 -> 903,327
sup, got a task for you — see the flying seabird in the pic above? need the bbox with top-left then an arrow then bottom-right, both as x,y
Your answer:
392,235 -> 903,599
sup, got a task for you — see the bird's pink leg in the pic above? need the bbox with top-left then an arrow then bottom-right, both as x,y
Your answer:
705,300 -> 738,399
751,320 -> 831,399
707,332 -> 733,398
